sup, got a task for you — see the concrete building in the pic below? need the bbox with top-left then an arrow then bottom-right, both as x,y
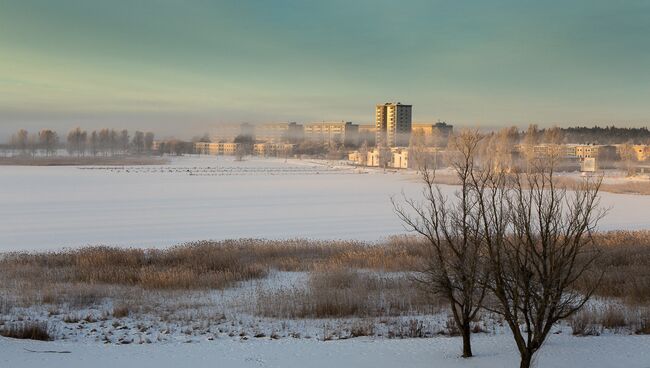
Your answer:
375,102 -> 412,147
304,121 -> 359,147
253,143 -> 295,157
256,122 -> 304,143
412,121 -> 454,147
367,149 -> 382,167
581,157 -> 597,172
194,142 -> 241,155
348,147 -> 411,169
195,142 -> 221,155
392,148 -> 409,169
358,124 -> 376,146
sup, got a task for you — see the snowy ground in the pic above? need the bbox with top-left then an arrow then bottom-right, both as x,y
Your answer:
2,333 -> 650,368
1,155 -> 649,251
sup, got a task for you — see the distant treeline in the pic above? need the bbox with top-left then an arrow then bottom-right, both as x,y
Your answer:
6,128 -> 155,156
560,126 -> 650,144
509,125 -> 650,145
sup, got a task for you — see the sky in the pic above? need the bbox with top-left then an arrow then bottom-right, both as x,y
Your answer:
1,0 -> 649,139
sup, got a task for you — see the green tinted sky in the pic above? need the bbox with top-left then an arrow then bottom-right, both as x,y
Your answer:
1,0 -> 649,137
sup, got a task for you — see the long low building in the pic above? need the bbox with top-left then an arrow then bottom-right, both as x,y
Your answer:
195,142 -> 241,155
253,143 -> 295,156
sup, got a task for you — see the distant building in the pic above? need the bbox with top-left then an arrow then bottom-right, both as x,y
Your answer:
253,143 -> 295,157
412,121 -> 454,147
194,142 -> 241,155
375,102 -> 412,147
304,121 -> 359,147
256,122 -> 304,143
581,157 -> 597,172
195,142 -> 220,155
348,147 -> 414,169
357,124 -> 376,146
392,148 -> 409,169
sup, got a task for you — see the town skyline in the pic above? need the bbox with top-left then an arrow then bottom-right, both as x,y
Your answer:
2,0 -> 650,139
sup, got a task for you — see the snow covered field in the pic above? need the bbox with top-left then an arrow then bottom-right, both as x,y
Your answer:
1,155 -> 649,251
2,333 -> 649,368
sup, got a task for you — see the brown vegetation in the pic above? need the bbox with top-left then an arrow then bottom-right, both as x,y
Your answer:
576,231 -> 650,304
0,232 -> 649,317
255,267 -> 439,318
0,155 -> 168,166
0,321 -> 53,341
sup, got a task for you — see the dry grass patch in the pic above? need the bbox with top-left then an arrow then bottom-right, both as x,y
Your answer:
0,155 -> 168,166
255,267 -> 441,318
577,231 -> 650,305
0,321 -> 53,341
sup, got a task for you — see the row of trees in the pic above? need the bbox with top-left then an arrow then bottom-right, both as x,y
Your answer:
9,128 -> 155,156
9,129 -> 61,156
395,131 -> 604,368
476,124 -> 650,147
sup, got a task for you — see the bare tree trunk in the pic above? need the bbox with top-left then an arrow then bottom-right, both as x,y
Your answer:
461,321 -> 472,358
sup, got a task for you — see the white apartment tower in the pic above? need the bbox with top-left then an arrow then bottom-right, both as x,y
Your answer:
375,102 -> 412,147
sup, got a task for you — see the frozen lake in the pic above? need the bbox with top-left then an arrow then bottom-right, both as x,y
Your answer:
1,156 -> 649,251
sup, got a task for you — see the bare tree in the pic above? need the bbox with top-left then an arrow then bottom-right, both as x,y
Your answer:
478,158 -> 605,368
98,129 -> 110,156
38,129 -> 59,156
521,124 -> 541,163
109,129 -> 118,155
393,131 -> 488,358
144,132 -> 155,153
89,131 -> 99,156
11,129 -> 29,154
132,131 -> 145,154
234,144 -> 246,161
377,145 -> 392,168
119,130 -> 130,153
358,141 -> 369,166
618,143 -> 637,177
66,127 -> 87,156
28,132 -> 39,157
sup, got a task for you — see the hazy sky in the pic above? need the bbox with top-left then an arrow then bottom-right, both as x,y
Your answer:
1,0 -> 649,138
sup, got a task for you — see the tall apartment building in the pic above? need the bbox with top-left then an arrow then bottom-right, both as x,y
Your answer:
375,102 -> 412,147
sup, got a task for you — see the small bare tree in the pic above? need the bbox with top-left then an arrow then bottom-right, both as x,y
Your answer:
38,129 -> 59,156
479,157 -> 605,368
393,131 -> 487,358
